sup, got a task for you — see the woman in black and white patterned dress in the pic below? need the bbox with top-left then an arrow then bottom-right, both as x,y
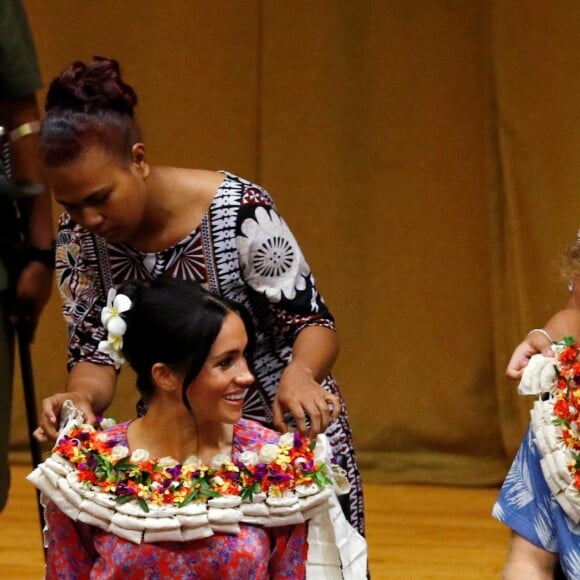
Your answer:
35,56 -> 365,536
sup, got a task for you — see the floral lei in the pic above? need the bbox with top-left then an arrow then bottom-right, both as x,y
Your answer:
54,421 -> 332,513
549,337 -> 580,486
97,288 -> 131,369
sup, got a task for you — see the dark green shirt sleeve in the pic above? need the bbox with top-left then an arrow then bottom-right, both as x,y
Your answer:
0,0 -> 42,98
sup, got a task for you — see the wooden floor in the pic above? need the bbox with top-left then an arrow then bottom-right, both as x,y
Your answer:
0,463 -> 509,578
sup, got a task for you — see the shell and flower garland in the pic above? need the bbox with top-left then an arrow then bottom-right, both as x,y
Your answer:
27,401 -> 349,544
519,336 -> 580,522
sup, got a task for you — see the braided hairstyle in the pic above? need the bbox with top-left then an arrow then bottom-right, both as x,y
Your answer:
40,57 -> 141,167
115,277 -> 255,414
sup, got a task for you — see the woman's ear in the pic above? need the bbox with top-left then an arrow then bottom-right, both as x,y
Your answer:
151,362 -> 180,394
131,143 -> 150,178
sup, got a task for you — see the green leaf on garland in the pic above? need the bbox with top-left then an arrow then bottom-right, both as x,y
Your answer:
179,490 -> 199,508
241,482 -> 260,501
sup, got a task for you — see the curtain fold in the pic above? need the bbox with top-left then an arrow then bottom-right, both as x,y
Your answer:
489,0 -> 580,459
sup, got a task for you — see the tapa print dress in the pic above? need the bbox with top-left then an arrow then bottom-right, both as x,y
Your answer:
55,171 -> 365,535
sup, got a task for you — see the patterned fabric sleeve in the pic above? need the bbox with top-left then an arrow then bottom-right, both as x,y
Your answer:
56,213 -> 113,370
45,502 -> 95,579
235,185 -> 335,341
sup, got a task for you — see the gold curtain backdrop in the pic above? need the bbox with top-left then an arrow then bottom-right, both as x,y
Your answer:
10,0 -> 580,486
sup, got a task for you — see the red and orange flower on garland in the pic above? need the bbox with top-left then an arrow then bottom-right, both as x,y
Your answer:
551,338 -> 580,473
53,426 -> 331,513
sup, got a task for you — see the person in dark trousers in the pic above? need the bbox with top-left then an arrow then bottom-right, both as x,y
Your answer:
0,0 -> 55,511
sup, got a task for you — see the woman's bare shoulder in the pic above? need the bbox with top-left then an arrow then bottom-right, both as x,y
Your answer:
184,168 -> 224,188
545,308 -> 580,340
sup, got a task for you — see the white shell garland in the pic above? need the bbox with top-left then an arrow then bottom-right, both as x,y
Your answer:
27,401 -> 346,544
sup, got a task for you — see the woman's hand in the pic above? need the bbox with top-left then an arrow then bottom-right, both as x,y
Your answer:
34,391 -> 95,442
272,362 -> 340,436
506,333 -> 554,380
34,362 -> 117,442
506,310 -> 580,380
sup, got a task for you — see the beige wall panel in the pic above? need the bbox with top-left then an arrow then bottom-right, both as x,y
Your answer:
11,1 -> 259,453
260,1 -> 504,482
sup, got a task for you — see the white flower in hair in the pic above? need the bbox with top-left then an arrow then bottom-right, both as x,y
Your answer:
101,288 -> 132,336
98,335 -> 125,369
97,288 -> 133,369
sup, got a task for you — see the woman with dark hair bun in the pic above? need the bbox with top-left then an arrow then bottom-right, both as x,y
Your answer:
35,56 -> 365,537
28,277 -> 367,578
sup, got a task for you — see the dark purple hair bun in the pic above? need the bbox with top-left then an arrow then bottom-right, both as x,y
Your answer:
45,56 -> 137,116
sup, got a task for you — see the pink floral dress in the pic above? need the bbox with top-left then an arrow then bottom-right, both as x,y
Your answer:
44,418 -> 307,579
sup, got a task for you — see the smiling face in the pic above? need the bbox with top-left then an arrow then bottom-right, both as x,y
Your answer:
186,311 -> 255,425
46,144 -> 149,244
